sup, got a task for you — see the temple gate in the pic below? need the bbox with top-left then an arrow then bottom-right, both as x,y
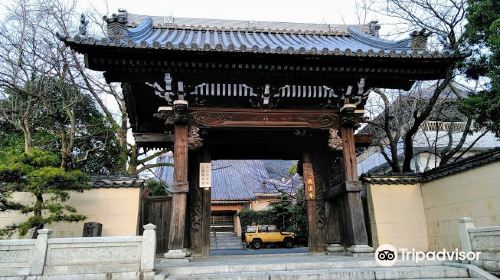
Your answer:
61,10 -> 459,257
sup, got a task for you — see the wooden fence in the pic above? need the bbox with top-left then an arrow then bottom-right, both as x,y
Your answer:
140,196 -> 172,253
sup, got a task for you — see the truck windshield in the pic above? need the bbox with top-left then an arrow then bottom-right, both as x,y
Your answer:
246,226 -> 257,233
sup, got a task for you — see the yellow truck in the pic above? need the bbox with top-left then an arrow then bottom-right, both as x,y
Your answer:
243,225 -> 295,249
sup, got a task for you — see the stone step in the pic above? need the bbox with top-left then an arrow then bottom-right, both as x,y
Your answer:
210,232 -> 237,236
164,266 -> 472,280
210,244 -> 244,249
210,233 -> 243,250
210,240 -> 242,243
158,258 -> 447,276
211,242 -> 243,246
210,239 -> 241,242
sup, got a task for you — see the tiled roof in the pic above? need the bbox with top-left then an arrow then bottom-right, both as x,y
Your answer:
361,148 -> 500,184
60,12 -> 458,59
155,155 -> 301,201
357,130 -> 500,174
211,160 -> 268,200
91,176 -> 144,188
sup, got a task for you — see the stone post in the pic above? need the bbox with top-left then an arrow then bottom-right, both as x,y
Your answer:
458,217 -> 475,253
30,228 -> 52,275
141,224 -> 157,273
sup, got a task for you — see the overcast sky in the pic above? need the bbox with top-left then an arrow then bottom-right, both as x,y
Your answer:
84,0 -> 369,25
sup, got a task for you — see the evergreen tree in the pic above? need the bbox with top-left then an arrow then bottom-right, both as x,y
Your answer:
461,0 -> 500,135
0,149 -> 89,238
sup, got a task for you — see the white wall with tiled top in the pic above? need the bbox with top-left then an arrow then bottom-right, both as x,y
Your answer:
0,188 -> 141,239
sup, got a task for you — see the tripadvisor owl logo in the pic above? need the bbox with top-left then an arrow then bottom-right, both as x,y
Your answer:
375,244 -> 397,267
375,244 -> 482,266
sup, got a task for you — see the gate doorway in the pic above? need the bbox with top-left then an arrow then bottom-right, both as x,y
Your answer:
211,212 -> 235,233
63,11 -> 455,259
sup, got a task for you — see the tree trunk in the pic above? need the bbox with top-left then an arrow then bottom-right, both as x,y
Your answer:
118,114 -> 129,174
31,194 -> 44,239
402,70 -> 453,172
20,118 -> 32,154
127,144 -> 138,175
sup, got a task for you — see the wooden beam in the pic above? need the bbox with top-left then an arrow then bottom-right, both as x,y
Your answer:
354,134 -> 373,146
325,181 -> 363,200
190,107 -> 339,129
134,133 -> 174,143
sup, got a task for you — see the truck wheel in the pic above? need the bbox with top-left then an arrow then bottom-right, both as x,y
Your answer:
252,239 -> 263,249
283,238 -> 293,248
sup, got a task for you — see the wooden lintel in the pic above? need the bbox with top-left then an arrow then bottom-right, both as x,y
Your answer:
190,107 -> 339,129
325,181 -> 363,200
354,134 -> 373,146
134,133 -> 174,147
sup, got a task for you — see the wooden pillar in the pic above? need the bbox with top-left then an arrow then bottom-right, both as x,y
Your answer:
302,151 -> 327,253
168,123 -> 188,250
168,101 -> 190,251
340,126 -> 358,181
339,105 -> 372,252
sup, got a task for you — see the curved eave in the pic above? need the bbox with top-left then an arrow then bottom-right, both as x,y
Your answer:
61,35 -> 465,61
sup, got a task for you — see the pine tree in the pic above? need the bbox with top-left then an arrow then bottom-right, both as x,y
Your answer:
0,149 -> 89,238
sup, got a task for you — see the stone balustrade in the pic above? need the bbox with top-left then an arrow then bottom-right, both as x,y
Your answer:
0,224 -> 157,280
459,217 -> 500,275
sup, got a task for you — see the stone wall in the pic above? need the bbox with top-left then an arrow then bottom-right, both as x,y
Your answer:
0,225 -> 156,279
459,218 -> 500,275
0,188 -> 141,238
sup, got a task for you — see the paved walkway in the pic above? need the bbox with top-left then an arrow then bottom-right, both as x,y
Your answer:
210,246 -> 308,256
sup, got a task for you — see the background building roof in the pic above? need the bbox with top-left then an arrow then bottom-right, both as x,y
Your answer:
156,154 -> 301,201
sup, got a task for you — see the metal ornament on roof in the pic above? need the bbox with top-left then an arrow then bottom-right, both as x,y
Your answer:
328,24 -> 339,32
79,13 -> 89,36
163,16 -> 174,25
247,21 -> 258,31
103,9 -> 128,39
368,20 -> 381,37
410,29 -> 431,50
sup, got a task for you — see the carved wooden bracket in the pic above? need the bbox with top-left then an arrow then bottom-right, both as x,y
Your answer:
340,104 -> 364,128
188,126 -> 203,150
328,128 -> 343,151
154,100 -> 190,131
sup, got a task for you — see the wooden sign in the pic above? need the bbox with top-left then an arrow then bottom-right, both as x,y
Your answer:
302,162 -> 316,200
199,162 -> 212,188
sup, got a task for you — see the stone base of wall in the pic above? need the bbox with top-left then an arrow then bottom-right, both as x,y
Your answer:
0,271 -> 155,280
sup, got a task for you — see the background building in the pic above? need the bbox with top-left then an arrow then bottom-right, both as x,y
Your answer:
156,154 -> 301,236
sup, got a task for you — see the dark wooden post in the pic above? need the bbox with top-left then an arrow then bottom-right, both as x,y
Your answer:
339,104 -> 373,254
164,100 -> 190,258
302,151 -> 328,253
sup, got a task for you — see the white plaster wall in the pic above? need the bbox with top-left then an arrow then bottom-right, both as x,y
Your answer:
421,161 -> 500,251
0,188 -> 141,239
